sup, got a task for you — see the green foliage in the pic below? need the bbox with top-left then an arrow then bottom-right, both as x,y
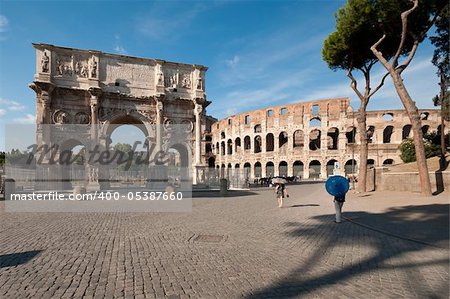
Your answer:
323,0 -> 447,71
399,138 -> 417,163
5,149 -> 31,166
112,143 -> 147,171
430,4 -> 450,81
0,152 -> 5,166
399,136 -> 442,163
323,0 -> 379,70
113,143 -> 133,153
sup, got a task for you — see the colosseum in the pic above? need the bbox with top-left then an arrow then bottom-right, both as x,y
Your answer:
207,97 -> 445,182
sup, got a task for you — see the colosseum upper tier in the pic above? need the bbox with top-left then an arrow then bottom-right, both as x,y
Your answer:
209,97 -> 445,179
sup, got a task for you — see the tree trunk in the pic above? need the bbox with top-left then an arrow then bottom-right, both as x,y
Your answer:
356,110 -> 368,192
391,71 -> 432,195
440,74 -> 446,165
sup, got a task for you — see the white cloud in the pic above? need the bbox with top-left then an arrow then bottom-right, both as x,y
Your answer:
114,35 -> 127,54
13,114 -> 36,124
114,45 -> 126,54
217,32 -> 325,87
136,3 -> 209,40
0,15 -> 8,32
0,98 -> 26,111
0,109 -> 5,117
209,68 -> 313,117
226,56 -> 240,68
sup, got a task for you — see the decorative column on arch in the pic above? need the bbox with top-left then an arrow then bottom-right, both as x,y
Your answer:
86,87 -> 102,191
193,98 -> 204,184
88,88 -> 101,138
155,95 -> 165,153
29,81 -> 54,191
30,82 -> 54,125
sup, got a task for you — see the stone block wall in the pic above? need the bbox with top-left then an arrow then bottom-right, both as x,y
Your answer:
367,167 -> 450,193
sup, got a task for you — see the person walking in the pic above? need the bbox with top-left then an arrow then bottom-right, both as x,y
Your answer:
325,175 -> 349,223
274,183 -> 288,208
333,195 -> 345,223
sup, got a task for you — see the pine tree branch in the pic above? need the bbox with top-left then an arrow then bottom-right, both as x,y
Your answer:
347,69 -> 365,101
369,72 -> 390,98
392,0 -> 418,67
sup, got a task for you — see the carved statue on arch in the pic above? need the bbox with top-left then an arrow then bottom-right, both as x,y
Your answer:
41,51 -> 49,73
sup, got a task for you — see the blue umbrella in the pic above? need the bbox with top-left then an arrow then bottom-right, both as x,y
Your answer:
325,175 -> 350,197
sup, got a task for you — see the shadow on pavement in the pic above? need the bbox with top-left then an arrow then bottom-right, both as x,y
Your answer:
0,250 -> 42,268
290,204 -> 320,208
245,204 -> 449,299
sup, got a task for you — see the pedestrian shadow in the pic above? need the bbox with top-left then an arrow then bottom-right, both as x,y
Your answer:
0,250 -> 42,268
245,204 -> 449,298
290,204 -> 320,208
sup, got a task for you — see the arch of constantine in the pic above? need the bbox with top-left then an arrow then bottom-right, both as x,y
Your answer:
209,98 -> 445,180
30,44 -> 210,190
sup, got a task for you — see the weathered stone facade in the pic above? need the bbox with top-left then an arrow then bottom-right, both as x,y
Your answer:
210,98 -> 446,179
29,44 -> 447,187
30,44 -> 210,189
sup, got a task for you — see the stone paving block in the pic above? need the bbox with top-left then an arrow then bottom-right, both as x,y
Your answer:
0,185 -> 448,299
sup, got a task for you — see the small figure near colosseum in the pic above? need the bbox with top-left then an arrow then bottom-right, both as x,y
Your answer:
273,178 -> 289,208
325,175 -> 350,223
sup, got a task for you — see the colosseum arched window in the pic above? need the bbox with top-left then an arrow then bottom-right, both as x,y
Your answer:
309,129 -> 321,151
346,127 -> 356,143
235,137 -> 241,152
254,162 -> 262,177
382,113 -> 394,121
345,159 -> 357,175
312,104 -> 319,116
293,161 -> 304,178
279,161 -> 288,177
216,142 -> 219,154
244,163 -> 251,177
254,136 -> 262,153
367,159 -> 375,168
309,160 -> 321,179
227,139 -> 233,155
327,127 -> 339,149
326,159 -> 338,176
367,126 -> 375,143
279,131 -> 288,148
266,133 -> 274,152
421,125 -> 430,135
383,126 -> 394,143
402,125 -> 412,140
383,159 -> 394,165
221,141 -> 225,155
310,117 -> 321,127
420,112 -> 429,120
293,130 -> 304,148
266,162 -> 274,177
244,136 -> 251,150
254,124 -> 262,133
221,131 -> 225,139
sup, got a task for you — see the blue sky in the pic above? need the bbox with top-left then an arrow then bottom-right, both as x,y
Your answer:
0,0 -> 442,151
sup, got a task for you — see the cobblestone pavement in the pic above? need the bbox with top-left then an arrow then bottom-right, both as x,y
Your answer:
1,184 -> 449,298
